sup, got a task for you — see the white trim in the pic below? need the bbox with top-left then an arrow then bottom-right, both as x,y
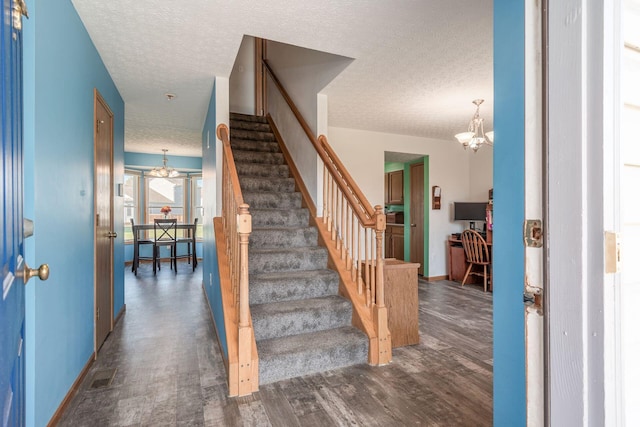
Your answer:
524,1 -> 544,424
547,0 -> 611,424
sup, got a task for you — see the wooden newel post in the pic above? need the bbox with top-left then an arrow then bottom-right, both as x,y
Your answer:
372,205 -> 391,365
237,203 -> 256,395
374,206 -> 386,307
237,204 -> 251,327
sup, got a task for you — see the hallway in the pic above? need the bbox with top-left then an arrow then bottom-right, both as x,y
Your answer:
57,262 -> 492,426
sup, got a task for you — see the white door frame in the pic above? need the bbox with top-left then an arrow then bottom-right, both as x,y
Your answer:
524,1 -> 544,424
546,0 -> 619,424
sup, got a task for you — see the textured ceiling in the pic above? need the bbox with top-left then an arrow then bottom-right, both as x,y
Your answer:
71,0 -> 493,158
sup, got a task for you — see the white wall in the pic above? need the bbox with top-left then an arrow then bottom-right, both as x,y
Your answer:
229,36 -> 255,115
268,78 -> 320,208
469,146 -> 494,201
328,126 -> 492,277
266,41 -> 352,210
266,40 -> 352,135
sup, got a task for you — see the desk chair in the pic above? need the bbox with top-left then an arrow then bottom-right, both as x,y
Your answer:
131,218 -> 154,275
176,218 -> 198,271
461,229 -> 491,292
153,218 -> 177,275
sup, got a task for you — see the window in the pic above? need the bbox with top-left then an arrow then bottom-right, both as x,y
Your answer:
123,172 -> 202,241
146,176 -> 186,223
123,170 -> 140,242
191,175 -> 203,238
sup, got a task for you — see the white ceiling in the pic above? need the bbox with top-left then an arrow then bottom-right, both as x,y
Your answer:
71,0 -> 493,158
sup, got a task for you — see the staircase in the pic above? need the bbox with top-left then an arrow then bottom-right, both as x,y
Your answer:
229,112 -> 368,384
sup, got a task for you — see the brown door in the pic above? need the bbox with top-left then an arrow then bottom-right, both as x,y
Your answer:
94,89 -> 114,351
409,163 -> 424,275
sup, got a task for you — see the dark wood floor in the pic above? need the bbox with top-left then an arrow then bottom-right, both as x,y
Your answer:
57,262 -> 493,426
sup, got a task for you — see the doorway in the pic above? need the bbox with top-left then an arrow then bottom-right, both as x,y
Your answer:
409,162 -> 425,276
94,89 -> 114,351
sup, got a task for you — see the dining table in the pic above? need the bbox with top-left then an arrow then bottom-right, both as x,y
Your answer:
131,222 -> 198,274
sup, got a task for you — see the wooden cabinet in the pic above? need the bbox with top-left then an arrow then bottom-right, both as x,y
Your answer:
385,170 -> 404,205
385,225 -> 405,260
448,242 -> 468,281
384,259 -> 420,348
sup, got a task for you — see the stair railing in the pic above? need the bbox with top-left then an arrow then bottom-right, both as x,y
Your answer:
262,59 -> 391,365
216,123 -> 258,395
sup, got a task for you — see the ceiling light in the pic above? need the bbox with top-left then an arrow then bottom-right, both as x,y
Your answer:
148,149 -> 179,178
454,99 -> 493,152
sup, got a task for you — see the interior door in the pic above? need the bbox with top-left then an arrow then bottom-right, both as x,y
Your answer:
409,162 -> 424,275
94,89 -> 114,351
1,1 -> 27,424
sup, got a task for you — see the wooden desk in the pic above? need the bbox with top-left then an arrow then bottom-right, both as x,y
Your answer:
384,258 -> 421,348
447,237 -> 492,284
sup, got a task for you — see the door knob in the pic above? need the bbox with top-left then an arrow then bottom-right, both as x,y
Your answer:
23,261 -> 49,285
107,231 -> 118,239
410,223 -> 417,227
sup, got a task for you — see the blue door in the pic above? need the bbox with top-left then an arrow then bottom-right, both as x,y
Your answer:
494,0 -> 526,425
1,0 -> 27,425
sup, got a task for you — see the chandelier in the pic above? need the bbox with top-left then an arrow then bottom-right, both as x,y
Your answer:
454,99 -> 494,152
148,149 -> 179,178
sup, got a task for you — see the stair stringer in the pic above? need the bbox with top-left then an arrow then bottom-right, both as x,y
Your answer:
268,116 -> 382,365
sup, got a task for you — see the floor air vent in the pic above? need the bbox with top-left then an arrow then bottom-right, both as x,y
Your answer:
89,368 -> 117,389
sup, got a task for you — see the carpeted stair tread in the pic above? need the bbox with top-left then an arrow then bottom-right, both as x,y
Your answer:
249,269 -> 339,305
248,246 -> 328,274
251,295 -> 353,341
230,112 -> 268,123
250,208 -> 310,227
250,226 -> 318,249
256,326 -> 369,385
232,150 -> 284,165
239,176 -> 295,193
230,129 -> 276,142
230,120 -> 272,133
235,162 -> 290,178
230,139 -> 281,153
243,191 -> 301,209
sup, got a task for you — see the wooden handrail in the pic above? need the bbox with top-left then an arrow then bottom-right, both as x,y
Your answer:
217,124 -> 244,209
262,59 -> 391,365
216,123 -> 258,396
262,60 -> 375,225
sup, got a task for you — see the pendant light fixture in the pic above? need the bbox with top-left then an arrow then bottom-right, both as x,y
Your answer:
148,149 -> 179,178
454,99 -> 494,152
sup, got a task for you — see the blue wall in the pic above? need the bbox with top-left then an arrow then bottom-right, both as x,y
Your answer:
494,0 -> 526,425
23,1 -> 125,425
201,81 -> 227,357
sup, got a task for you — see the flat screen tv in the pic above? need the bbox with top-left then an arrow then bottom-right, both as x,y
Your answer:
453,202 -> 487,221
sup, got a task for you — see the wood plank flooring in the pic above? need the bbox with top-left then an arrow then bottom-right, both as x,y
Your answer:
57,262 -> 492,426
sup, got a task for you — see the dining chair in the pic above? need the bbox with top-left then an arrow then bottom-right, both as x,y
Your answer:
153,218 -> 177,275
175,218 -> 198,271
460,229 -> 492,292
131,218 -> 154,275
